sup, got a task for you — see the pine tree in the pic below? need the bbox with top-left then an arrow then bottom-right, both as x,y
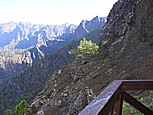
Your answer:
15,100 -> 30,115
68,37 -> 99,59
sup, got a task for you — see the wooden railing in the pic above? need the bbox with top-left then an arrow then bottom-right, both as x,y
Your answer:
79,80 -> 153,115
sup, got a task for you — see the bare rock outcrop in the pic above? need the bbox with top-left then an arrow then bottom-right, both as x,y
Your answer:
99,0 -> 153,60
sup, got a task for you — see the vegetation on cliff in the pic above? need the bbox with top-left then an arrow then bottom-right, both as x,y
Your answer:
68,37 -> 99,59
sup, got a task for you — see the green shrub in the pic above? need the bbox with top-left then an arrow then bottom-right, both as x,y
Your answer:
68,37 -> 99,59
15,100 -> 30,115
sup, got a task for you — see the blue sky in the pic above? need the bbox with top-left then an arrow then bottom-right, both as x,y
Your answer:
0,0 -> 118,25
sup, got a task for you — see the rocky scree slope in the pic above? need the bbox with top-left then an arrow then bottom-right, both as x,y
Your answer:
30,0 -> 153,114
31,55 -> 153,114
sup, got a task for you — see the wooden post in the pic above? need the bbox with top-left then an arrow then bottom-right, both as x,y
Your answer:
112,94 -> 123,115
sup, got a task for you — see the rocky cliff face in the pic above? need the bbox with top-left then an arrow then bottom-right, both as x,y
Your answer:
0,50 -> 33,83
99,0 -> 153,60
30,0 -> 153,114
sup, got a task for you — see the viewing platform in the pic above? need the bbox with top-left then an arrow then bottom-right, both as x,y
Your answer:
79,80 -> 153,115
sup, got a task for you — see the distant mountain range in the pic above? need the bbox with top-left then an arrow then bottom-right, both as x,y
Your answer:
0,16 -> 106,50
0,22 -> 74,49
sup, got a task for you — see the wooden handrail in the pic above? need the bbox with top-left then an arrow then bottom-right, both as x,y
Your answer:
79,80 -> 153,115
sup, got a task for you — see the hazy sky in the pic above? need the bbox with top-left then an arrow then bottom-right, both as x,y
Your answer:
0,0 -> 118,25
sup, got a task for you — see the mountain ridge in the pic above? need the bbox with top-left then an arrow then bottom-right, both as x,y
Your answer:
0,16 -> 106,50
0,22 -> 72,49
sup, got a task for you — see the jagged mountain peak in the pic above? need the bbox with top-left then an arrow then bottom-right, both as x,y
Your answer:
65,24 -> 77,34
0,21 -> 17,33
74,16 -> 107,38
